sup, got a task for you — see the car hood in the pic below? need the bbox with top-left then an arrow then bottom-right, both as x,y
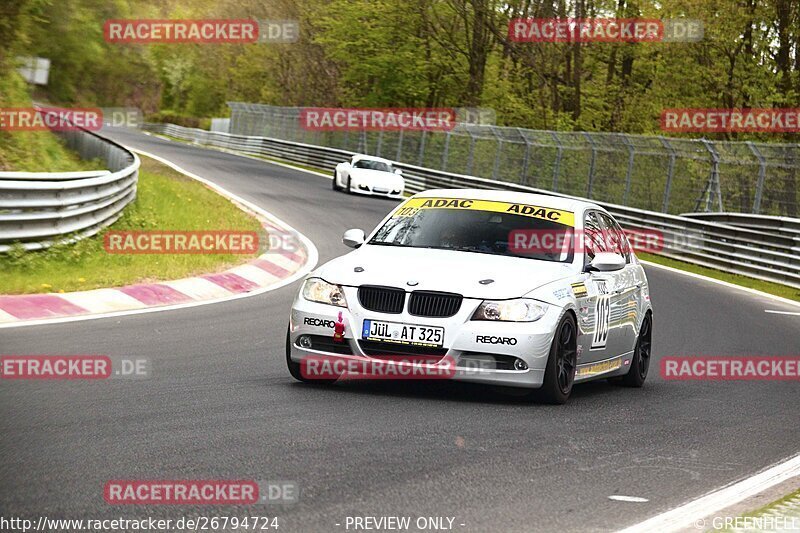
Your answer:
350,168 -> 403,185
314,245 -> 575,300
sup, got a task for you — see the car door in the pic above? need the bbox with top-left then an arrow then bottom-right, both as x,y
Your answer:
597,212 -> 642,355
580,211 -> 628,364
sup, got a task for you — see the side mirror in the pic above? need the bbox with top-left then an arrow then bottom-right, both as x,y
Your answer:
588,252 -> 625,272
394,168 -> 403,176
342,228 -> 365,249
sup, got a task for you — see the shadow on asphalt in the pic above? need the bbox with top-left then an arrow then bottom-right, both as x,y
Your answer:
279,377 -> 646,406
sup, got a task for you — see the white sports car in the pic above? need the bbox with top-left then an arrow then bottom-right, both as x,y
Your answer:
286,189 -> 653,403
333,154 -> 405,198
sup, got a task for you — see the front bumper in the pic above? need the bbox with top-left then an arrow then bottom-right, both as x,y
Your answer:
350,181 -> 404,199
287,290 -> 565,389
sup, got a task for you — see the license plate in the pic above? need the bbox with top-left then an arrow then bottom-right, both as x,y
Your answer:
362,320 -> 444,347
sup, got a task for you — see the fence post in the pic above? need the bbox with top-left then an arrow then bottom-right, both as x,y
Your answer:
376,130 -> 384,158
551,132 -> 563,192
359,131 -> 368,154
519,129 -> 532,186
466,133 -> 476,175
491,128 -> 504,180
417,130 -> 427,166
746,141 -> 766,214
621,134 -> 635,205
441,130 -> 451,171
698,139 -> 723,212
659,136 -> 676,213
396,129 -> 404,162
583,132 -> 597,198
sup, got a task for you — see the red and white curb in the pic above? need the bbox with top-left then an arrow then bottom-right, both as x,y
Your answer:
0,150 -> 318,329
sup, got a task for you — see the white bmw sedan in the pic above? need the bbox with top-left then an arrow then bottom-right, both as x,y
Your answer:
333,155 -> 405,198
286,189 -> 653,403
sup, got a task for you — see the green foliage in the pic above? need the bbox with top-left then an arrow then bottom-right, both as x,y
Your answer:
3,0 -> 800,137
0,69 -> 98,171
145,110 -> 210,130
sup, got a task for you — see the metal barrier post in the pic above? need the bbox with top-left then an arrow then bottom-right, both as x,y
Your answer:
583,132 -> 597,198
359,131 -> 367,154
376,130 -> 384,158
441,131 -> 451,171
519,129 -> 532,186
492,138 -> 503,181
551,132 -> 563,192
466,133 -> 476,176
396,129 -> 404,162
417,130 -> 427,166
747,141 -> 767,214
621,134 -> 635,205
699,139 -> 723,212
659,136 -> 676,213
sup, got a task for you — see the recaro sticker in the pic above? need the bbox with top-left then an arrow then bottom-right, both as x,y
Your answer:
392,197 -> 575,226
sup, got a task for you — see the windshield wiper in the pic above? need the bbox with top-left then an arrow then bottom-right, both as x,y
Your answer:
368,241 -> 409,247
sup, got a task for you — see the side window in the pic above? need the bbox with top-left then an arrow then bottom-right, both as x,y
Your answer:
583,211 -> 606,263
598,213 -> 630,263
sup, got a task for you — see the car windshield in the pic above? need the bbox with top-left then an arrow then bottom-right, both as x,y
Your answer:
353,159 -> 392,172
369,199 -> 574,263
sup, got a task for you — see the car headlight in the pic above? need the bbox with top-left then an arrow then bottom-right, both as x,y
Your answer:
471,299 -> 547,322
302,278 -> 347,307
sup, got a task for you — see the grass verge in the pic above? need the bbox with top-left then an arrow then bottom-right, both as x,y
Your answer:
638,252 -> 800,302
0,155 -> 263,294
716,487 -> 800,531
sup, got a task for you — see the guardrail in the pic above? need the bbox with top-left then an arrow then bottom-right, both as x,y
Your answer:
0,117 -> 140,252
143,123 -> 800,289
682,212 -> 800,240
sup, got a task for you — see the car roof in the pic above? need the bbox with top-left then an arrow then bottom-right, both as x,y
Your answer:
411,188 -> 601,214
352,154 -> 393,164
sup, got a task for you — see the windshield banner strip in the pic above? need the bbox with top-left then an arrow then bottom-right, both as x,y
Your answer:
393,198 -> 574,226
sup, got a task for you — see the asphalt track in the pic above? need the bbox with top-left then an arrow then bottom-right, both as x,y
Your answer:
1,128 -> 798,532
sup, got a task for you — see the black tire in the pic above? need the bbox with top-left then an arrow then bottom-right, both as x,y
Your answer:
346,176 -> 353,194
332,170 -> 341,191
616,312 -> 652,388
285,328 -> 339,384
538,313 -> 578,404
